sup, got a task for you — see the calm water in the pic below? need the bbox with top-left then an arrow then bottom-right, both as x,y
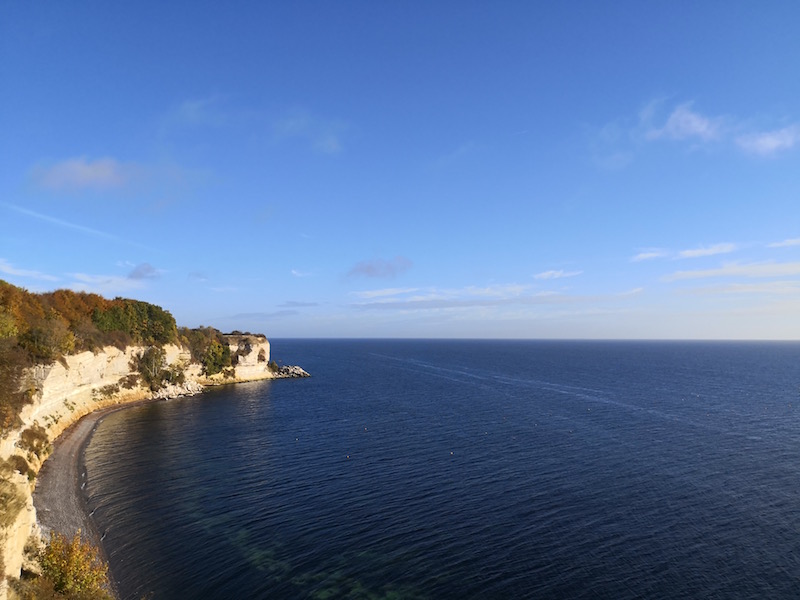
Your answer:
83,340 -> 800,599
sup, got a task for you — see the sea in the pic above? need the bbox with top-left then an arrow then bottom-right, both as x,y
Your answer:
82,340 -> 800,599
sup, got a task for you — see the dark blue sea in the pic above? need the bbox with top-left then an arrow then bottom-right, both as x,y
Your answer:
83,340 -> 800,599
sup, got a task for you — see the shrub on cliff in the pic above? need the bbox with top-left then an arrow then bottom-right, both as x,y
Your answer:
204,340 -> 232,376
38,532 -> 111,598
130,346 -> 186,391
10,532 -> 113,600
0,475 -> 26,528
0,338 -> 32,431
18,424 -> 51,461
179,326 -> 232,376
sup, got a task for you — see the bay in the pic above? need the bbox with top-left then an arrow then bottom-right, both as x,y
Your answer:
83,340 -> 800,599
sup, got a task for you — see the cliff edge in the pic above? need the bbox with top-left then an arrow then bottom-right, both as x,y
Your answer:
0,335 -> 307,598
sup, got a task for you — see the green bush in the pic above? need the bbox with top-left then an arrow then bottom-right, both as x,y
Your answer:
19,424 -> 51,461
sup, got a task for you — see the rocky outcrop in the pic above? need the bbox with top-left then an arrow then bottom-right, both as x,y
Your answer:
0,335 -> 307,598
151,380 -> 204,400
274,365 -> 311,378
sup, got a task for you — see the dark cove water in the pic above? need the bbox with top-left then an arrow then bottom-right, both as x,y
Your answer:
83,340 -> 800,599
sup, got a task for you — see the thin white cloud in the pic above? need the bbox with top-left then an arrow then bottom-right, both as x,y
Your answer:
31,157 -> 141,191
127,263 -> 160,280
68,273 -> 144,295
352,287 -> 420,300
689,281 -> 800,295
175,96 -> 229,127
2,203 -> 118,240
737,124 -> 800,156
678,243 -> 737,259
278,301 -> 319,308
631,249 -> 669,262
273,110 -> 347,155
352,284 -> 531,306
347,256 -> 412,279
434,141 -> 480,167
647,103 -> 721,142
534,269 -> 582,280
769,238 -> 800,248
618,287 -> 644,296
291,269 -> 314,278
0,258 -> 59,282
664,261 -> 800,282
352,291 -> 572,311
587,120 -> 635,170
465,284 -> 532,296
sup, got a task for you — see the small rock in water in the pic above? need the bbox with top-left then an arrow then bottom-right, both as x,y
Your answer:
275,365 -> 311,378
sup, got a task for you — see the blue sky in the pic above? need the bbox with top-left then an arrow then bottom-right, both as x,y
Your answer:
2,2 -> 800,339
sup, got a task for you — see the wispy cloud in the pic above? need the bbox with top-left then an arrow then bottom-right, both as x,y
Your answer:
631,249 -> 670,262
127,263 -> 160,280
188,271 -> 208,282
273,109 -> 347,155
291,269 -> 312,278
3,203 -> 119,240
618,287 -> 644,296
347,256 -> 413,279
0,258 -> 59,282
769,238 -> 800,248
278,301 -> 319,308
352,291 -> 569,311
434,141 -> 480,167
174,96 -> 229,127
678,243 -> 737,259
230,310 -> 298,319
351,284 -> 564,311
67,273 -> 144,295
646,103 -> 721,142
664,261 -> 800,282
352,287 -> 420,300
688,281 -> 800,295
534,269 -> 582,280
464,284 -> 532,297
613,99 -> 800,160
588,121 -> 635,170
737,124 -> 800,156
31,157 -> 142,191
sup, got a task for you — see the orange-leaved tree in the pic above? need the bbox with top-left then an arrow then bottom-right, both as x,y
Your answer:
38,531 -> 112,598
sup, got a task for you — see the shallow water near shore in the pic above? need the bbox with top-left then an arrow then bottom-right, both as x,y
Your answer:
83,340 -> 800,599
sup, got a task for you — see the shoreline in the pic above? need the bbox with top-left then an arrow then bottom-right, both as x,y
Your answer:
29,369 -> 309,597
32,396 -> 175,598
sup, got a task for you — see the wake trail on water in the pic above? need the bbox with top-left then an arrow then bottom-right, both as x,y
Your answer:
372,352 -> 733,436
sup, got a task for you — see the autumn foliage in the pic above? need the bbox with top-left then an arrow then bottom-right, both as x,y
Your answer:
0,279 -> 179,431
10,531 -> 113,599
38,532 -> 112,598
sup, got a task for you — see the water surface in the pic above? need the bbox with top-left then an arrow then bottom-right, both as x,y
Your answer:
84,340 -> 800,598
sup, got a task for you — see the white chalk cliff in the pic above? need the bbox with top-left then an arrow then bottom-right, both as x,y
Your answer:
0,334 -> 304,597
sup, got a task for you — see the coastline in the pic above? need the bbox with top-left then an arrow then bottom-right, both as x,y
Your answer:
31,404 -> 129,598
27,368 -> 310,597
33,395 -> 171,545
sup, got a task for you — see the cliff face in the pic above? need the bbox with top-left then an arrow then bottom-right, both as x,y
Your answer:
187,334 -> 273,384
0,335 -> 275,596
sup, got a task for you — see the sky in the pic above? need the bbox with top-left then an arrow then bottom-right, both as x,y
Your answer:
2,2 -> 800,339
